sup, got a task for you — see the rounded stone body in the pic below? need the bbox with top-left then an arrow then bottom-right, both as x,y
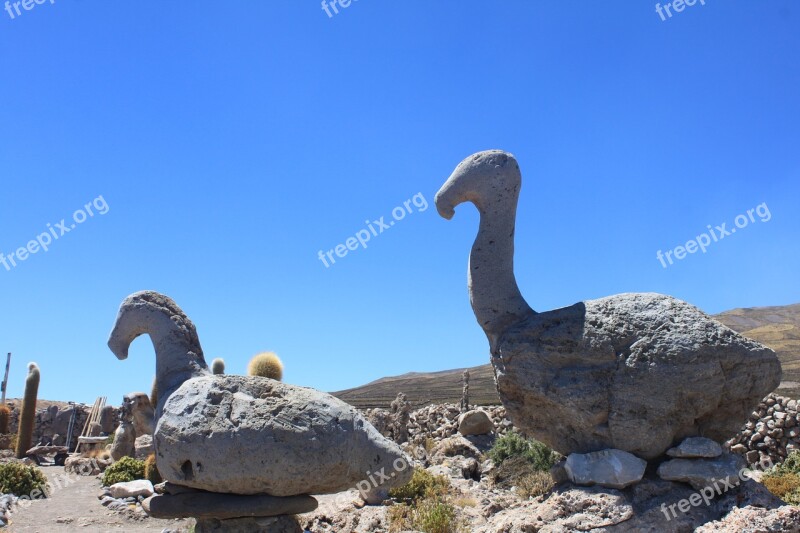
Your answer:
156,375 -> 413,496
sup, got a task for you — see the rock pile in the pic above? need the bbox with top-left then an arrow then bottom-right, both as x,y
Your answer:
726,393 -> 799,466
366,402 -> 511,445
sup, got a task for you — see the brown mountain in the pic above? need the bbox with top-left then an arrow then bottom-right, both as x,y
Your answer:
332,303 -> 800,409
715,303 -> 800,400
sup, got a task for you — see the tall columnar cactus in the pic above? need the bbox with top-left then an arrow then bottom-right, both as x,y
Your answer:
150,376 -> 158,408
15,363 -> 40,458
211,358 -> 225,375
247,352 -> 283,381
0,405 -> 10,434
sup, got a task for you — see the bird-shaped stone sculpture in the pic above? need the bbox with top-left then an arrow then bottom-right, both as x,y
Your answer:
435,150 -> 781,459
108,291 -> 412,495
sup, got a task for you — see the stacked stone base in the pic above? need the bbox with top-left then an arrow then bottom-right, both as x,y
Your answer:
143,483 -> 317,533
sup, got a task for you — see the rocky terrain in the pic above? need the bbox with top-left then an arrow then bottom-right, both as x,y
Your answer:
0,397 -> 797,531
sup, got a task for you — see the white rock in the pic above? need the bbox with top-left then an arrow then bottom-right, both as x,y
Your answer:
109,480 -> 154,499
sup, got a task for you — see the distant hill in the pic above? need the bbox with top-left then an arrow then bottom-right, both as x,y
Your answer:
332,364 -> 498,409
716,303 -> 800,400
332,303 -> 800,408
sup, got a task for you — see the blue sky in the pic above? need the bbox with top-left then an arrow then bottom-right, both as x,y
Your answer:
1,1 -> 798,405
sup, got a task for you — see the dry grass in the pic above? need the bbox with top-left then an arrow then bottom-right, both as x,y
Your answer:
762,473 -> 800,505
387,468 -> 468,533
516,471 -> 555,499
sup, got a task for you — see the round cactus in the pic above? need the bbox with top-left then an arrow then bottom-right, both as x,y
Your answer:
247,352 -> 283,381
211,358 -> 225,375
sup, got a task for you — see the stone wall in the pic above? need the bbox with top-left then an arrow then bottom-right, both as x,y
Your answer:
5,403 -> 120,451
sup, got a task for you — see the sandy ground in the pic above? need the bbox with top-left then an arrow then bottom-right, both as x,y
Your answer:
6,466 -> 194,532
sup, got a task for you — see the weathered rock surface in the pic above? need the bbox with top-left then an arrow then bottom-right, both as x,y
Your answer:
493,293 -> 782,459
65,455 -> 111,476
564,449 -> 646,489
457,409 -> 493,436
109,480 -> 154,499
694,505 -> 800,532
109,405 -> 135,461
431,435 -> 483,462
99,405 -> 117,434
657,453 -> 745,490
134,434 -> 154,460
156,375 -> 413,496
196,515 -> 303,533
125,392 -> 155,436
666,436 -> 722,458
143,491 -> 317,519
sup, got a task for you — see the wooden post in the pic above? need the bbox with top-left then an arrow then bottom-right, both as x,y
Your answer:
0,353 -> 10,405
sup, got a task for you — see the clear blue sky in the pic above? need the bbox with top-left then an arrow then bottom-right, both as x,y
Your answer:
1,2 -> 798,405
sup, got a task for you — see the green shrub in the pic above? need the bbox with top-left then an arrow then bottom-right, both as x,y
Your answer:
0,462 -> 47,497
776,451 -> 800,475
102,456 -> 145,486
411,497 -> 459,533
389,468 -> 450,503
144,453 -> 163,485
488,431 -> 560,471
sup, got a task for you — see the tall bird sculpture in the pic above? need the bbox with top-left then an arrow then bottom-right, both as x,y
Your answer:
435,150 -> 781,459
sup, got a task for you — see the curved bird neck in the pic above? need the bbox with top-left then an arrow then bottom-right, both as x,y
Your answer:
469,196 -> 533,352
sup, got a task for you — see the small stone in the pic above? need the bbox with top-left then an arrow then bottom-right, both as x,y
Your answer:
666,437 -> 723,458
359,486 -> 389,505
657,453 -> 745,490
457,410 -> 494,436
109,480 -> 154,499
730,444 -> 747,455
564,449 -> 646,489
550,460 -> 569,484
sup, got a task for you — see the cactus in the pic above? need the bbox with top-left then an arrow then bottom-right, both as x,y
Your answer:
15,363 -> 40,459
0,405 -> 10,434
150,376 -> 158,408
211,358 -> 225,375
247,352 -> 283,381
144,453 -> 163,484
